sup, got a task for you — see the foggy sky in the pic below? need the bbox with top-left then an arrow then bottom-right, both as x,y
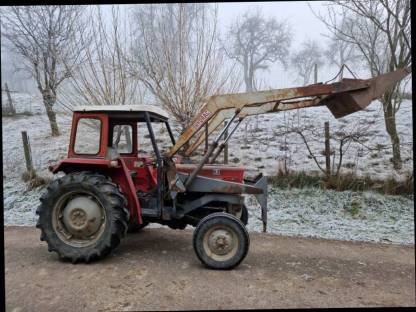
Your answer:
0,2 -> 371,93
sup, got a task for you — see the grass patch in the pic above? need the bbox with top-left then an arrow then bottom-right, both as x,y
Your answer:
269,170 -> 323,189
21,170 -> 51,190
344,199 -> 362,217
3,111 -> 34,118
231,157 -> 240,163
269,169 -> 413,195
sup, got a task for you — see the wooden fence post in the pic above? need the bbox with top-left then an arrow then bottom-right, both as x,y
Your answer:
324,122 -> 331,177
4,83 -> 16,115
22,131 -> 36,178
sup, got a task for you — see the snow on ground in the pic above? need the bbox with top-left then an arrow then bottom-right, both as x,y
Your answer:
245,188 -> 414,245
223,99 -> 413,180
2,92 -> 414,245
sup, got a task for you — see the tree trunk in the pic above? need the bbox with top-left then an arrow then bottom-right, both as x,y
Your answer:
383,99 -> 401,170
124,125 -> 132,151
42,89 -> 60,136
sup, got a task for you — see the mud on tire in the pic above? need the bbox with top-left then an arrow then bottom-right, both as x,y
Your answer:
36,171 -> 129,263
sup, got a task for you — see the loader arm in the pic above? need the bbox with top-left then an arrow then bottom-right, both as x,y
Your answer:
186,96 -> 329,156
167,67 -> 410,157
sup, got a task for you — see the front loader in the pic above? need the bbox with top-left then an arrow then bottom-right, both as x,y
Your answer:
37,67 -> 410,269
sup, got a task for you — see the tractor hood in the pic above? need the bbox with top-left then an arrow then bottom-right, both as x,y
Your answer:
176,164 -> 245,184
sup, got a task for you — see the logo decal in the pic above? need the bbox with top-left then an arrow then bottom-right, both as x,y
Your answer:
192,110 -> 212,130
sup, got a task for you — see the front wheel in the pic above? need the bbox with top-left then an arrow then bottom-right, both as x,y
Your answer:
193,212 -> 249,270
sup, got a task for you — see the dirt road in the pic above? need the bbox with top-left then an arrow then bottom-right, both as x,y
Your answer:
5,226 -> 415,311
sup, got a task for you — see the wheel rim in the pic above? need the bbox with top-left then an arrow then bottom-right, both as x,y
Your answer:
202,224 -> 239,262
52,191 -> 106,247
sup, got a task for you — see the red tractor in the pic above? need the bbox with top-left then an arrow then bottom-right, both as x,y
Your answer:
37,67 -> 409,269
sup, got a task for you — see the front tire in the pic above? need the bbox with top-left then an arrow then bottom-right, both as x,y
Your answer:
193,212 -> 249,270
36,171 -> 129,263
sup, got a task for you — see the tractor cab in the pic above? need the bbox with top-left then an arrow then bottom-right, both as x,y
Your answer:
60,105 -> 174,193
68,104 -> 173,165
50,105 -> 176,224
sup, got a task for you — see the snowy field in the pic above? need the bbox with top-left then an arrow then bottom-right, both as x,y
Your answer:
2,92 -> 414,245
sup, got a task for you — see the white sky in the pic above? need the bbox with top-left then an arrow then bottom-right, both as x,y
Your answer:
0,2 -> 358,92
217,1 -> 330,48
216,1 -> 336,89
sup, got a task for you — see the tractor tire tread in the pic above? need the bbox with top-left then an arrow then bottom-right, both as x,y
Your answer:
193,212 -> 249,270
36,171 -> 129,263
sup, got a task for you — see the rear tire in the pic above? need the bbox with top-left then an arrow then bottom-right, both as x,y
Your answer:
36,171 -> 129,263
193,212 -> 249,270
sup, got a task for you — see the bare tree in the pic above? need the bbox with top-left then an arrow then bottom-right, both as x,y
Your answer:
291,39 -> 324,85
59,6 -> 146,109
1,6 -> 86,136
279,111 -> 378,178
223,6 -> 292,92
319,11 -> 363,69
128,3 -> 240,134
311,0 -> 411,170
325,34 -> 361,69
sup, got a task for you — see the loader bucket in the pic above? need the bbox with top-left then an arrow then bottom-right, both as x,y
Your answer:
325,67 -> 411,118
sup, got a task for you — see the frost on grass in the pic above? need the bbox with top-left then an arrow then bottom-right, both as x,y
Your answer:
245,186 -> 414,245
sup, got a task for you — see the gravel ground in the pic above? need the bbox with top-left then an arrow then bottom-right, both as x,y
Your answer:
5,226 -> 415,311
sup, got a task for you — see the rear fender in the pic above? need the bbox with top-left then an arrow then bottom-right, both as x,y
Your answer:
50,158 -> 112,174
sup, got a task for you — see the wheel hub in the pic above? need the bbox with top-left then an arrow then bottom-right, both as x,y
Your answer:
208,229 -> 234,255
62,196 -> 103,239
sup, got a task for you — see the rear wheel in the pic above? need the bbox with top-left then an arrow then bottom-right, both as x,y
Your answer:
193,212 -> 249,270
36,171 -> 129,263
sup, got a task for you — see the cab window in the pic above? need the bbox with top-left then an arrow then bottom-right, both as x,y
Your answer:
74,118 -> 101,155
112,125 -> 133,154
137,122 -> 172,157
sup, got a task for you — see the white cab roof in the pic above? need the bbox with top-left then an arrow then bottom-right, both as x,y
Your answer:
73,105 -> 169,119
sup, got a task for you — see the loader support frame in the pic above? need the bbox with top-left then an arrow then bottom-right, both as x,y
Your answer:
167,67 -> 411,158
